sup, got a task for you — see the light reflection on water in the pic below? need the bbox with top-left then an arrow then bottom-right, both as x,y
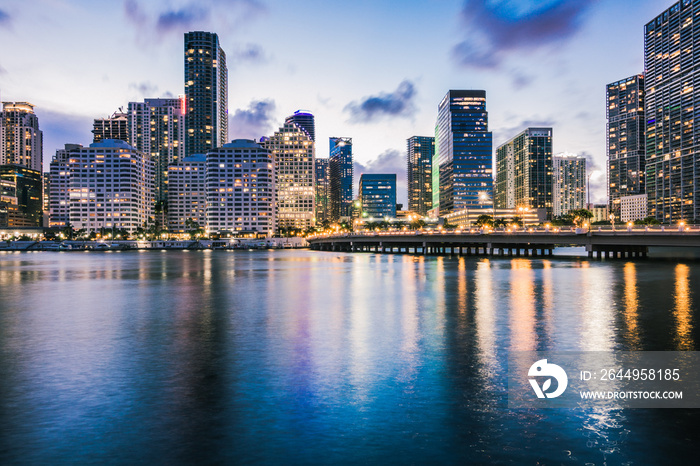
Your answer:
0,250 -> 698,464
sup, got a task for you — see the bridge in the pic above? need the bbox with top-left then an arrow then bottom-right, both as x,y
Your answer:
307,227 -> 700,260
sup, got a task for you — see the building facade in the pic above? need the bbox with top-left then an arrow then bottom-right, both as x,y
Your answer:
552,152 -> 586,218
359,173 -> 397,219
620,194 -> 648,222
205,140 -> 275,235
185,31 -> 228,155
329,137 -> 353,220
167,154 -> 207,233
407,136 -> 434,216
433,90 -> 493,215
0,164 -> 43,227
495,127 -> 553,218
49,144 -> 83,228
644,2 -> 699,223
607,74 -> 645,219
263,120 -> 315,230
63,140 -> 154,232
128,98 -> 186,202
0,102 -> 43,172
285,110 -> 315,142
314,157 -> 330,224
92,112 -> 128,143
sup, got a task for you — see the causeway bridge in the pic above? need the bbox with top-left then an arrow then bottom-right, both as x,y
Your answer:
307,227 -> 700,260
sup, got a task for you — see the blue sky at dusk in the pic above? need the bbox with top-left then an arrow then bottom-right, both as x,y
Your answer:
0,0 -> 669,205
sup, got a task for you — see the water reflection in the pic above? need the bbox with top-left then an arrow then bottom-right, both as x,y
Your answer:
674,264 -> 695,351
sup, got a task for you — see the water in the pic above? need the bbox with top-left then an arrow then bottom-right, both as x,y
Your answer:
0,250 -> 698,464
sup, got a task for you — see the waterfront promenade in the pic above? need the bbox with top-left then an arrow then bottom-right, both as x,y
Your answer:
308,226 -> 700,259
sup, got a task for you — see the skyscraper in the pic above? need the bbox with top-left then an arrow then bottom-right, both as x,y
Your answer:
359,174 -> 397,219
552,153 -> 586,218
407,136 -> 434,216
167,154 -> 206,234
329,137 -> 353,220
1,102 -> 43,172
285,110 -> 315,142
49,143 -> 83,228
495,127 -> 553,218
0,164 -> 43,227
92,111 -> 128,143
128,98 -> 186,202
607,74 -> 645,220
185,31 -> 228,155
314,158 -> 330,223
263,120 -> 315,230
433,90 -> 493,215
644,2 -> 699,223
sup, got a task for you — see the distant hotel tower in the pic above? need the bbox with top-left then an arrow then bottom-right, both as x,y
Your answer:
167,154 -> 206,234
315,158 -> 330,223
92,111 -> 128,143
128,98 -> 186,202
433,90 -> 493,215
552,153 -> 586,218
285,110 -> 315,142
185,31 -> 228,155
407,136 -> 434,216
263,119 -> 315,230
645,2 -> 699,223
495,128 -> 553,219
329,137 -> 353,220
1,101 -> 43,172
606,74 -> 645,220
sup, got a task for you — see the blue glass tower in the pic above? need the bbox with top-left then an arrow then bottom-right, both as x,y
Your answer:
329,137 -> 353,220
360,174 -> 396,219
433,90 -> 493,214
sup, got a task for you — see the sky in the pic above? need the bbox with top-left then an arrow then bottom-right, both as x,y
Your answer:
0,0 -> 671,206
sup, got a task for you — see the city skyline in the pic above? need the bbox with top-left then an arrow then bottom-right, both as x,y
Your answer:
0,0 -> 670,206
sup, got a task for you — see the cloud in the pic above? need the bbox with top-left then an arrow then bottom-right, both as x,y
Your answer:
354,149 -> 408,207
0,9 -> 10,27
344,80 -> 416,122
579,150 -> 606,204
123,0 -> 266,41
229,99 -> 277,140
230,43 -> 267,63
452,0 -> 597,69
129,81 -> 158,96
0,64 -> 6,75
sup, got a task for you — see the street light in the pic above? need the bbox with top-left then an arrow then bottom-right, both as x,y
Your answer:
609,213 -> 616,231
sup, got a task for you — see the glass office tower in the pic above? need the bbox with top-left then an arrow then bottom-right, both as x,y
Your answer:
407,136 -> 434,216
360,174 -> 397,219
329,137 -> 353,220
433,90 -> 493,215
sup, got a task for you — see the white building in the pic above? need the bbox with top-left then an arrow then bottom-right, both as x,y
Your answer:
263,120 -> 315,229
0,102 -> 43,172
64,140 -> 154,232
167,154 -> 206,233
620,194 -> 647,222
128,98 -> 185,202
206,139 -> 276,235
49,144 -> 83,228
553,153 -> 586,217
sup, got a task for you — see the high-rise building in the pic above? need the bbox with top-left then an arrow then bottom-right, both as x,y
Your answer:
644,2 -> 699,223
314,157 -> 330,223
329,137 -> 353,220
92,111 -> 128,143
552,152 -> 586,218
620,194 -> 648,222
205,139 -> 275,235
263,120 -> 315,230
285,110 -> 315,142
495,127 -> 553,218
607,74 -> 645,220
185,31 -> 228,155
433,90 -> 493,215
1,102 -> 43,172
407,136 -> 434,216
167,154 -> 206,233
128,98 -> 186,202
63,140 -> 154,232
0,164 -> 43,227
49,144 -> 83,228
360,173 -> 397,219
